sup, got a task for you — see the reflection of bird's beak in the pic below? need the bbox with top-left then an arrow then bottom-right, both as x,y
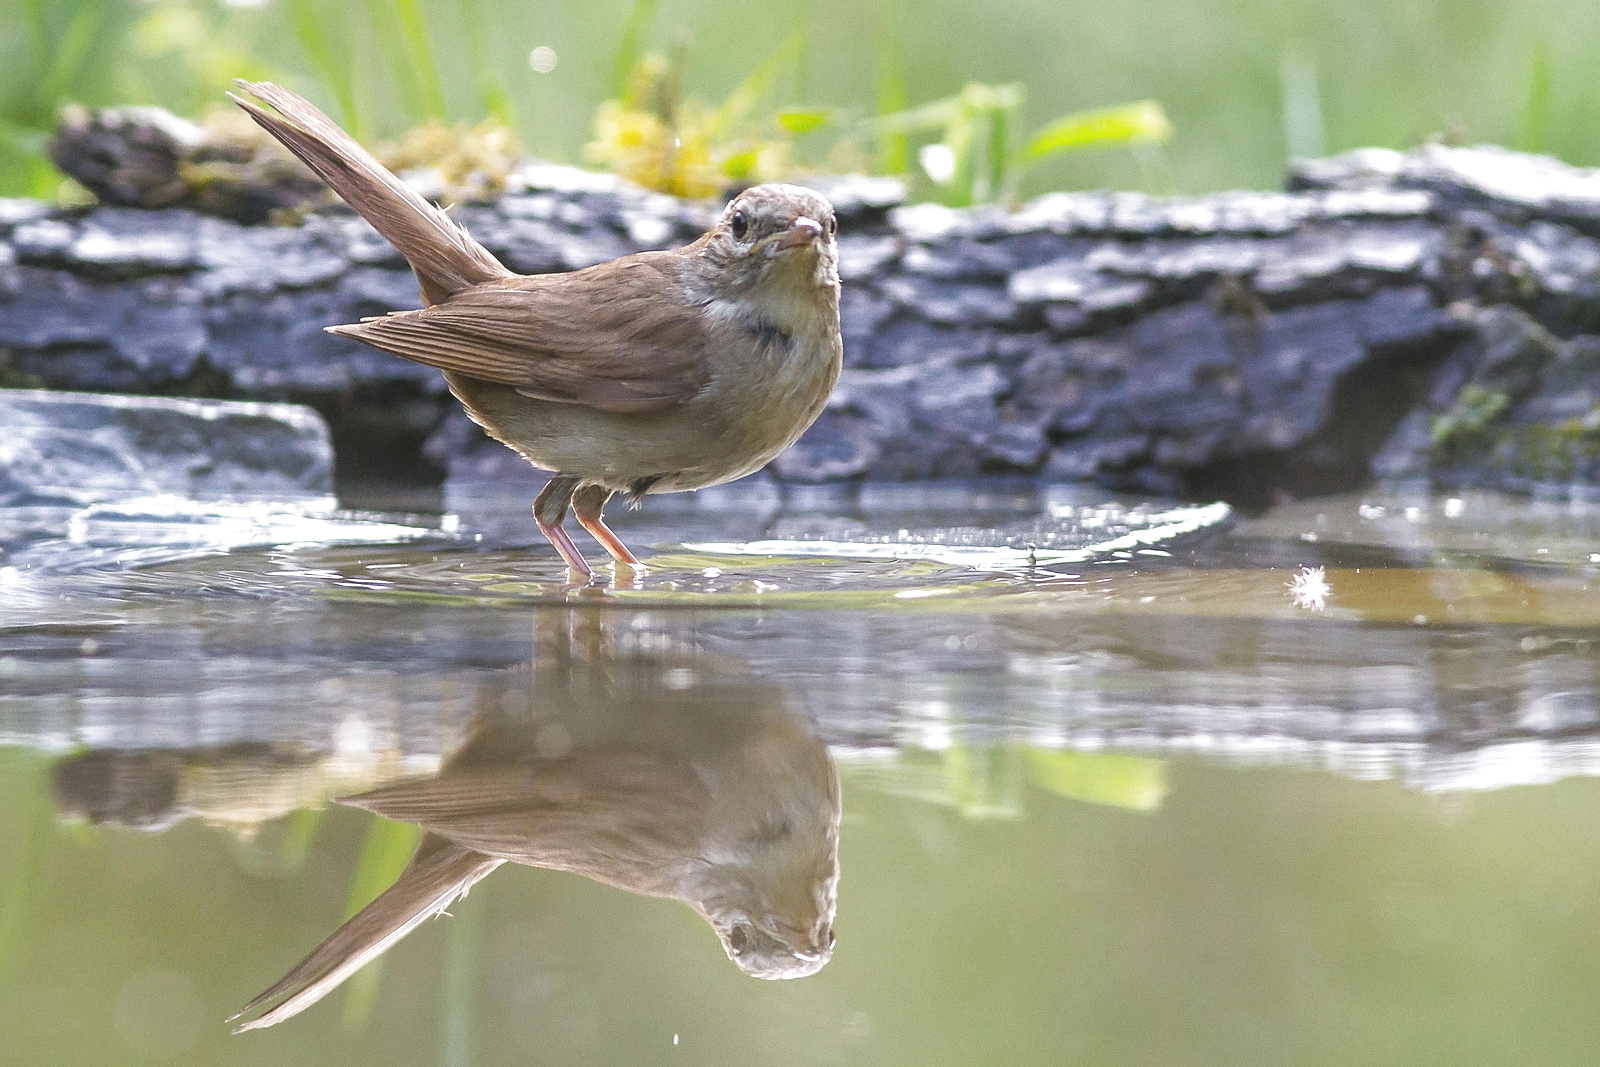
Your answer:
774,217 -> 823,250
781,927 -> 827,963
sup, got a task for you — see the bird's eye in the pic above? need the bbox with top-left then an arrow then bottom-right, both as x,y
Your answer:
730,210 -> 750,240
826,215 -> 837,236
728,924 -> 751,956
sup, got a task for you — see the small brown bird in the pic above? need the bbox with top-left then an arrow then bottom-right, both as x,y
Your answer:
231,81 -> 842,577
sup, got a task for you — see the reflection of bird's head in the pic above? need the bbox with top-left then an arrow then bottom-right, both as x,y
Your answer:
701,845 -> 838,980
689,720 -> 841,980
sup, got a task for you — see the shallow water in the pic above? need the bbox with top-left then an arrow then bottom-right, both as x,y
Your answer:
3,482 -> 1600,1064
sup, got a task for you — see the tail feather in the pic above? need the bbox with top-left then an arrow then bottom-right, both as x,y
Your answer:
230,834 -> 503,1032
230,80 -> 511,305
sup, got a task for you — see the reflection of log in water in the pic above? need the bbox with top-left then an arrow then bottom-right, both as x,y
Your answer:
51,743 -> 355,836
231,612 -> 840,1031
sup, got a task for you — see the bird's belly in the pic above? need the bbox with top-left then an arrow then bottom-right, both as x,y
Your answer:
445,375 -> 814,493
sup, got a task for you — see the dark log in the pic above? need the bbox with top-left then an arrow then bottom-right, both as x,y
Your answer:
7,132 -> 1600,504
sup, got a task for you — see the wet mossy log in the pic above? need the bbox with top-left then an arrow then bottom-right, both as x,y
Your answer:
8,130 -> 1600,503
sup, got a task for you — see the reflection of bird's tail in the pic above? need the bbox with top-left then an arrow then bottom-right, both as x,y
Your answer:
230,80 -> 511,306
230,833 -> 502,1032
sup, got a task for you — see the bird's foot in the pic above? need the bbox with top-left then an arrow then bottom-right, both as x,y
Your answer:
535,518 -> 593,579
572,485 -> 643,569
575,513 -> 642,568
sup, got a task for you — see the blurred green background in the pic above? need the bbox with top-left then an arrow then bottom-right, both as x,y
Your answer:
1,0 -> 1595,201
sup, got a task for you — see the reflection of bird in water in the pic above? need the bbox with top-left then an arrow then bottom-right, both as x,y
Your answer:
233,614 -> 840,1031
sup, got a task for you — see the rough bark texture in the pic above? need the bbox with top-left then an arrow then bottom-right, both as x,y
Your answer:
5,142 -> 1600,502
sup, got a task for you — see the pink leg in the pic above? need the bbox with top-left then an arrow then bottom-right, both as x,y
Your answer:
536,516 -> 593,577
533,476 -> 592,578
572,485 -> 640,565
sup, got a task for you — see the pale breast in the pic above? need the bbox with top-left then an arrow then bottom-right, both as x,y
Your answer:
695,316 -> 841,480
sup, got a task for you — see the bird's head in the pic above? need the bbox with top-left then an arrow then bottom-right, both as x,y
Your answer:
701,183 -> 840,297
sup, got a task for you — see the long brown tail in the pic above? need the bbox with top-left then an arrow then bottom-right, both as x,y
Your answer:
230,80 -> 511,305
229,833 -> 503,1032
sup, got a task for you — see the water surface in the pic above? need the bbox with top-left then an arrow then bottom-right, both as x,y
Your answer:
3,482 -> 1600,1064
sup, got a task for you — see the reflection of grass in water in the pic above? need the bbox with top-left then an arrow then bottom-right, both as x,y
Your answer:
849,745 -> 1168,819
0,749 -> 51,991
222,805 -> 327,876
440,883 -> 481,1067
646,552 -> 954,577
1026,749 -> 1169,811
339,816 -> 421,1031
276,807 -> 324,873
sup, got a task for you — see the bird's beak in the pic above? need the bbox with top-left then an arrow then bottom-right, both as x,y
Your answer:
774,217 -> 824,250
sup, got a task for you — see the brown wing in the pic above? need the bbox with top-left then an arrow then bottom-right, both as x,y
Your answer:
329,252 -> 714,414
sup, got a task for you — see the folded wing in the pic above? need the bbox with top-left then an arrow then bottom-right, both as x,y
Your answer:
330,255 -> 715,414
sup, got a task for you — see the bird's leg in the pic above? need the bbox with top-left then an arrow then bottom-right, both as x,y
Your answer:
571,484 -> 641,565
532,475 -> 592,578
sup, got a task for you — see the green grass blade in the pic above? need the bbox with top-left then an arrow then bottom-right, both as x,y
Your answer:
872,94 -> 962,135
935,90 -> 980,206
19,0 -> 48,63
364,0 -> 424,122
0,123 -> 60,201
393,0 -> 447,122
707,27 -> 804,137
873,5 -> 907,174
275,807 -> 324,873
1279,44 -> 1323,161
1131,140 -> 1177,196
1518,41 -> 1551,154
777,108 -> 833,134
942,744 -> 1025,819
458,0 -> 515,126
610,0 -> 658,99
1019,100 -> 1173,164
981,84 -> 1022,203
284,0 -> 362,137
39,3 -> 106,106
